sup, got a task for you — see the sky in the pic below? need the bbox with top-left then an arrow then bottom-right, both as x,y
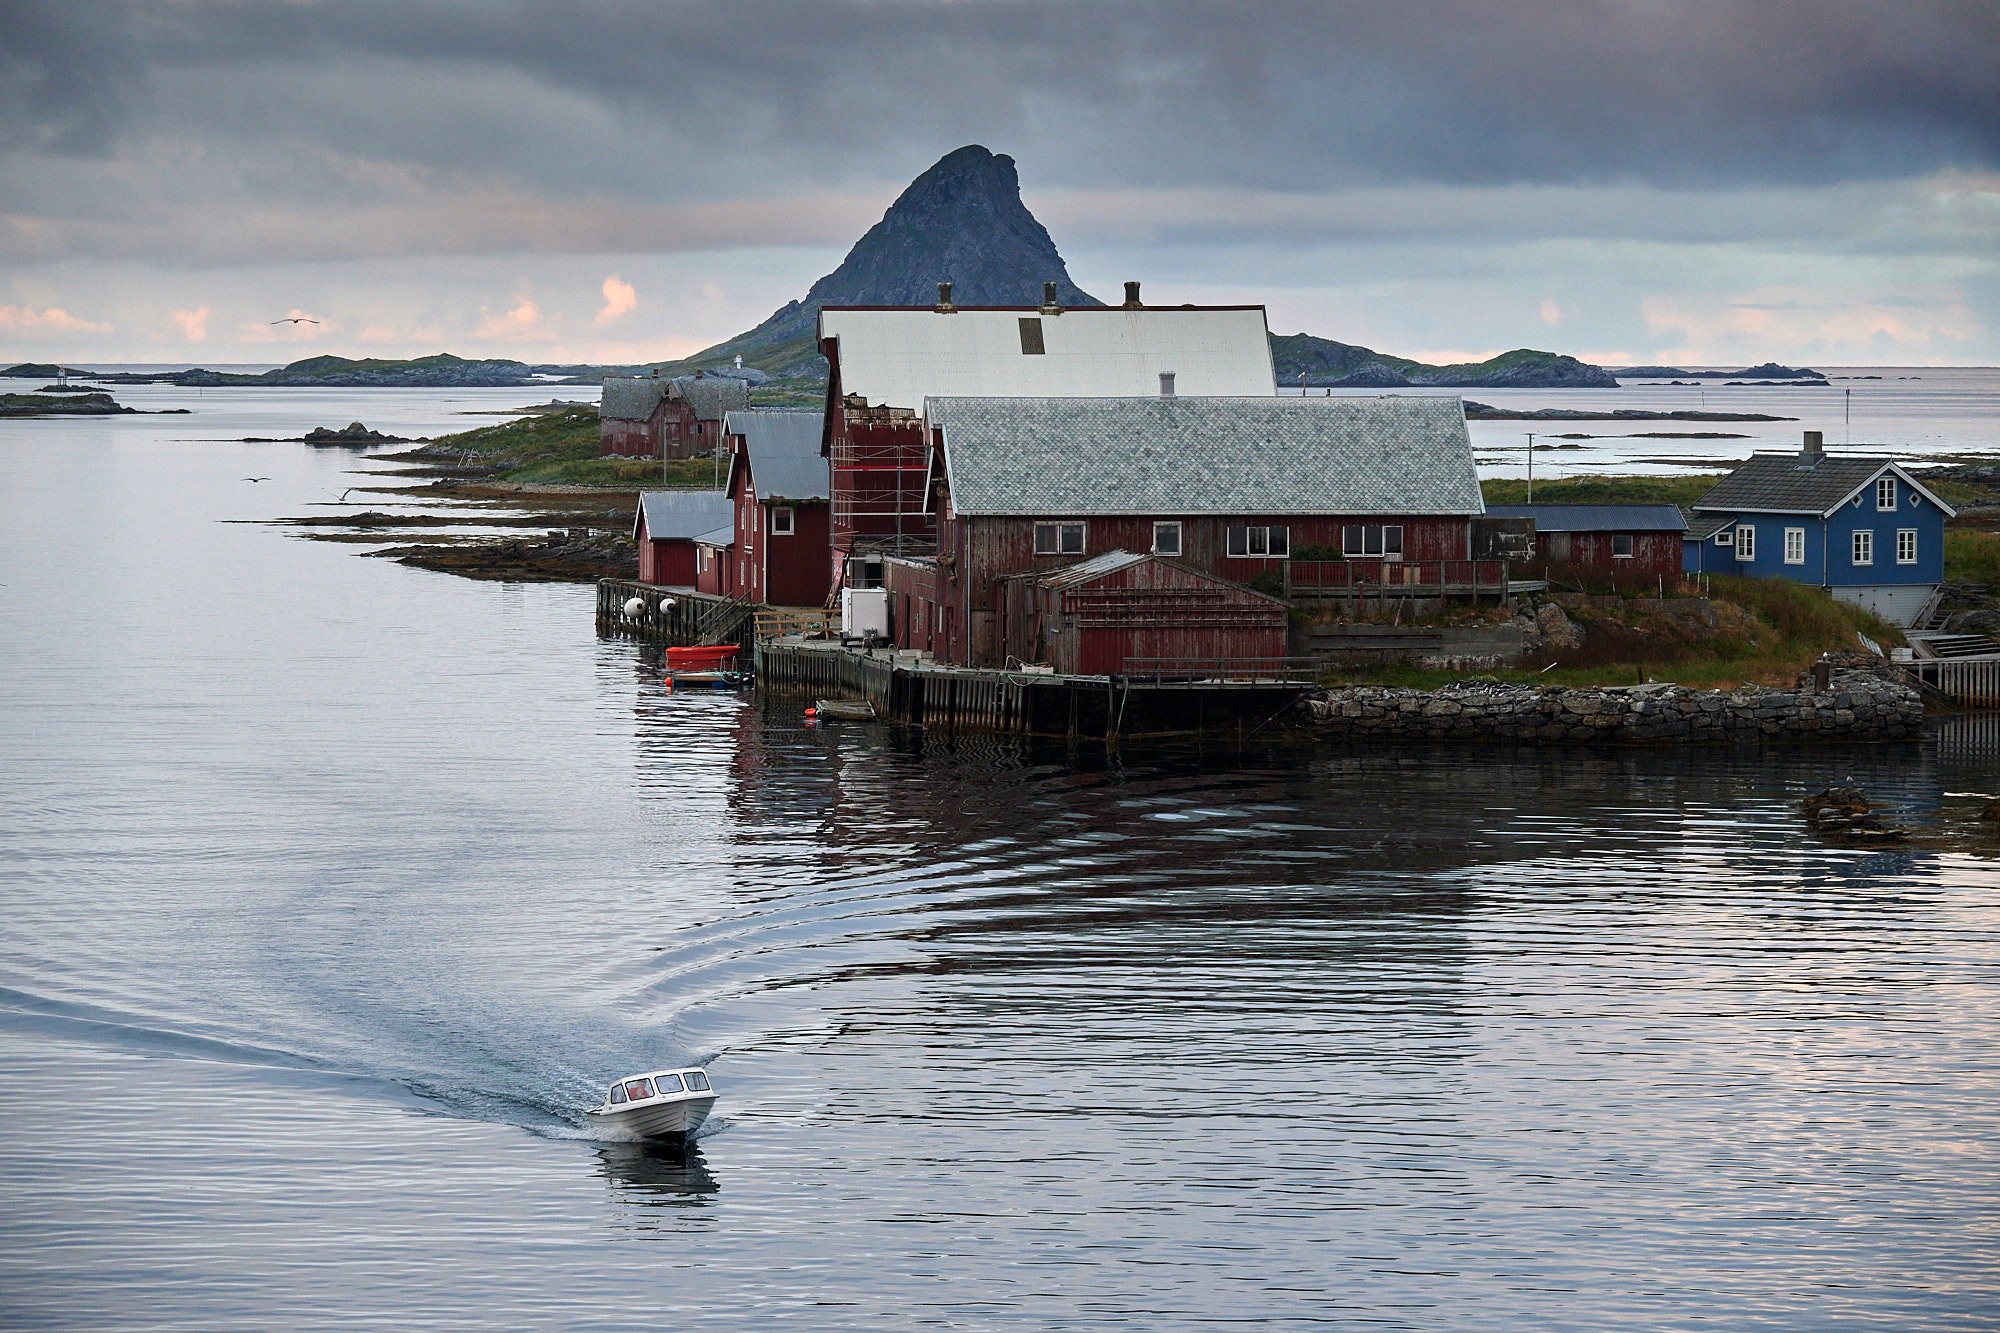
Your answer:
3,0 -> 1997,369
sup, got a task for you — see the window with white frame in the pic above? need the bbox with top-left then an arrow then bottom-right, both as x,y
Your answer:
1896,529 -> 1917,564
1735,524 -> 1755,561
769,505 -> 794,536
1033,521 -> 1085,556
1783,527 -> 1805,565
1852,530 -> 1874,565
1227,524 -> 1290,558
1611,534 -> 1635,559
1151,521 -> 1183,556
1876,477 -> 1897,511
1714,529 -> 1732,547
1341,524 -> 1403,559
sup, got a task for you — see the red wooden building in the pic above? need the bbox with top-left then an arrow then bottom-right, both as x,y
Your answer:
1483,504 -> 1686,584
895,394 -> 1486,667
633,491 -> 735,586
1001,551 -> 1288,676
723,410 -> 832,608
600,372 -> 750,459
817,287 -> 1277,589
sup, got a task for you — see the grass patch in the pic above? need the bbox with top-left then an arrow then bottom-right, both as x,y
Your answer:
429,406 -> 725,488
1320,575 -> 1903,691
1945,529 -> 2000,586
1480,474 -> 1720,507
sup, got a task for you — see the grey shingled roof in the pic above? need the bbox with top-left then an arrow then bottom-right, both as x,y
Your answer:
672,374 -> 749,422
601,376 -> 673,421
928,395 -> 1483,517
1690,452 -> 1953,517
1684,511 -> 1734,541
727,409 -> 830,502
634,490 -> 733,542
1484,503 -> 1686,533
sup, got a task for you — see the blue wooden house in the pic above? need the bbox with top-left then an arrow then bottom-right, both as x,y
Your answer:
1683,431 -> 1955,626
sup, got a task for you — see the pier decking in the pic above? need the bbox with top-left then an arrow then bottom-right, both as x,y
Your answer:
758,640 -> 1314,738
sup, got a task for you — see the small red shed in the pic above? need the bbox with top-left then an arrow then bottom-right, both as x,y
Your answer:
1484,504 -> 1686,585
724,410 -> 832,608
1001,551 -> 1289,676
633,491 -> 734,586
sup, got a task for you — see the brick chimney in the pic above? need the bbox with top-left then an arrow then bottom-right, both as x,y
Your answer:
1040,281 -> 1062,315
935,281 -> 955,313
1801,429 -> 1823,464
1123,281 -> 1143,309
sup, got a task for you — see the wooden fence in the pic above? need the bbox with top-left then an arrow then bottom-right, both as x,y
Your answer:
1285,559 -> 1508,599
1910,656 -> 2000,708
596,580 -> 757,650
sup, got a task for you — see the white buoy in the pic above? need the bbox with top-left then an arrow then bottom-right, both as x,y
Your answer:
658,598 -> 677,610
624,597 -> 646,617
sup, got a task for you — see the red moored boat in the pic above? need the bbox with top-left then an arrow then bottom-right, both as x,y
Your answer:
663,645 -> 747,690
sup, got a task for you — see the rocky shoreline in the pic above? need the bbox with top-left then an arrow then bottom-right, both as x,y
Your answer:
1306,666 -> 1922,745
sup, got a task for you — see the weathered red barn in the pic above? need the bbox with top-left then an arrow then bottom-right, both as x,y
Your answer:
600,373 -> 749,459
723,409 -> 832,608
1484,504 -> 1687,584
817,285 -> 1277,588
903,394 -> 1486,667
694,529 -> 734,597
632,491 -> 734,586
1001,551 -> 1288,675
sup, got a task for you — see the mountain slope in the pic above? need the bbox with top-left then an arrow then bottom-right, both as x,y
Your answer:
658,145 -> 1099,394
1269,333 -> 1617,389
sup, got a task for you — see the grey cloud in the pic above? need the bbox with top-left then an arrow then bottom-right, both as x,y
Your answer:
8,0 -> 1997,191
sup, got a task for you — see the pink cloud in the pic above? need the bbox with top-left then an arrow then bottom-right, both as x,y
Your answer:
595,275 -> 637,326
475,298 -> 542,339
0,305 -> 112,335
172,305 -> 211,341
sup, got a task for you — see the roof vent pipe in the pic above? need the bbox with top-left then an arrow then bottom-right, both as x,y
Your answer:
1159,372 -> 1176,397
935,281 -> 955,312
1041,281 -> 1062,315
1123,281 -> 1142,308
1802,429 -> 1823,462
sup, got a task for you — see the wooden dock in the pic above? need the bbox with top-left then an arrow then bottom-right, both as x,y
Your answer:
757,640 -> 1313,738
596,579 -> 757,649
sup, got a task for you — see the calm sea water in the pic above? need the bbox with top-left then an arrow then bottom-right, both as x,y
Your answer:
3,383 -> 2000,1330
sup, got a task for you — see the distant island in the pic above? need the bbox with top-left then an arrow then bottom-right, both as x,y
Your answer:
1609,362 -> 1826,382
1270,337 -> 1617,389
1463,401 -> 1796,423
1,390 -> 138,417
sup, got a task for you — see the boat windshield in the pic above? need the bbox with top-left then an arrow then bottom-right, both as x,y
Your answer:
685,1071 -> 710,1092
654,1073 -> 685,1094
625,1079 -> 654,1100
608,1084 -> 627,1105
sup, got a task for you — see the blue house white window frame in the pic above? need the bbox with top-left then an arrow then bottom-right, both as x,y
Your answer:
1734,525 -> 1755,561
1852,530 -> 1874,566
1876,477 -> 1897,511
1897,529 -> 1917,565
1783,527 -> 1805,565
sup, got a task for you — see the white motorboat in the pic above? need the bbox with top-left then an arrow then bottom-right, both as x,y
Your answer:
584,1067 -> 717,1141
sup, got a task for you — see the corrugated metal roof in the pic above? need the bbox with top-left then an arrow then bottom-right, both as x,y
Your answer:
1689,453 -> 1954,518
602,376 -> 672,421
672,374 -> 748,422
929,395 -> 1484,517
1484,503 -> 1687,532
634,490 -> 733,541
693,524 -> 734,548
727,409 -> 830,502
820,306 -> 1276,408
1033,550 -> 1151,589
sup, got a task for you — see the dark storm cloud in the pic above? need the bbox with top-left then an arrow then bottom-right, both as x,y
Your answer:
6,0 -> 1996,191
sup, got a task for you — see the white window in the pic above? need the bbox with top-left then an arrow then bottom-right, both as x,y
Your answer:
1151,521 -> 1183,556
1852,530 -> 1874,566
1033,521 -> 1085,556
1714,530 -> 1733,547
769,506 -> 794,536
1227,525 -> 1290,558
1876,477 -> 1897,511
1896,529 -> 1917,564
1735,524 -> 1755,561
1340,524 -> 1402,558
1783,527 -> 1806,565
1611,534 -> 1635,559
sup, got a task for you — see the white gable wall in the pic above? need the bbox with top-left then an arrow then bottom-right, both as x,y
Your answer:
820,306 -> 1276,408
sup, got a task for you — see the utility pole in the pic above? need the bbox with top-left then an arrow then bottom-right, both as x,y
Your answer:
1526,432 -> 1535,503
1845,387 -> 1851,445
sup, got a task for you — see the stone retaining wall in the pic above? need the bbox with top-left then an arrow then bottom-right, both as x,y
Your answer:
1306,668 -> 1921,744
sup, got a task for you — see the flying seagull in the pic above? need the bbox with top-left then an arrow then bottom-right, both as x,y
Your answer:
243,476 -> 271,482
271,316 -> 320,325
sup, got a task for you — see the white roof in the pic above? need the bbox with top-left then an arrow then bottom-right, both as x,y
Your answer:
819,305 -> 1276,408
